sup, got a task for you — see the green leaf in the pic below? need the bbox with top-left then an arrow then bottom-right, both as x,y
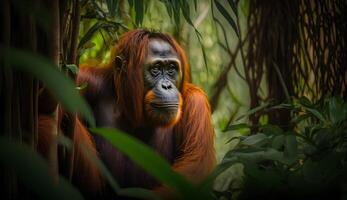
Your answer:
328,96 -> 345,123
214,0 -> 239,38
65,64 -> 79,75
164,2 -> 173,18
57,134 -> 160,199
226,148 -> 293,165
273,62 -> 291,101
224,123 -> 249,132
105,0 -> 119,17
3,47 -> 95,126
241,133 -> 268,147
291,113 -> 310,124
272,135 -> 285,150
78,22 -> 114,51
271,103 -> 293,110
91,0 -> 107,18
305,107 -> 326,123
198,159 -> 239,190
298,96 -> 312,107
134,0 -> 144,26
284,135 -> 297,160
225,136 -> 240,144
236,102 -> 271,121
193,0 -> 197,11
0,137 -> 83,200
172,0 -> 181,29
91,128 -> 205,199
180,0 -> 193,26
128,0 -> 134,8
261,124 -> 283,135
227,0 -> 238,18
195,30 -> 209,73
243,161 -> 281,188
83,42 -> 96,49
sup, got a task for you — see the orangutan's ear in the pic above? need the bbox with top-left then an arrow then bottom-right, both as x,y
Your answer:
114,55 -> 126,73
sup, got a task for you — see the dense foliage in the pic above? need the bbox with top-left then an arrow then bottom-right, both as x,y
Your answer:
219,97 -> 347,199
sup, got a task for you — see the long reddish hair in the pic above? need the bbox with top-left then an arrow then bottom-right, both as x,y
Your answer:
108,29 -> 191,128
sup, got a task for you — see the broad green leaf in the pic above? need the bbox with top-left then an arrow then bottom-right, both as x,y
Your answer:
57,134 -> 160,199
3,47 -> 95,126
198,158 -> 239,191
261,124 -> 283,135
305,107 -> 326,123
243,161 -> 281,188
241,133 -> 268,147
313,129 -> 331,147
0,137 -> 83,200
214,0 -> 239,37
226,148 -> 293,165
65,64 -> 79,75
91,128 -> 205,199
224,123 -> 249,132
328,96 -> 345,123
291,113 -> 310,124
284,135 -> 297,160
225,136 -> 240,144
272,135 -> 285,150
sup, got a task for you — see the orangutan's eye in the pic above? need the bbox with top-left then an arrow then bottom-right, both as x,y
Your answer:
150,65 -> 160,77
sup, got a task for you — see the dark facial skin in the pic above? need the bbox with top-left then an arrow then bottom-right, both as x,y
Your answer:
143,39 -> 183,126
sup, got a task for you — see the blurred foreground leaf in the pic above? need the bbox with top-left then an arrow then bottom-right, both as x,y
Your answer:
2,47 -> 95,126
57,134 -> 160,200
91,128 -> 208,199
0,137 -> 83,200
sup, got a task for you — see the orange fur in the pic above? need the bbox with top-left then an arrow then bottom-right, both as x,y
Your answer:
38,114 -> 102,192
173,83 -> 216,182
71,118 -> 103,192
78,29 -> 215,192
38,29 -> 216,197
